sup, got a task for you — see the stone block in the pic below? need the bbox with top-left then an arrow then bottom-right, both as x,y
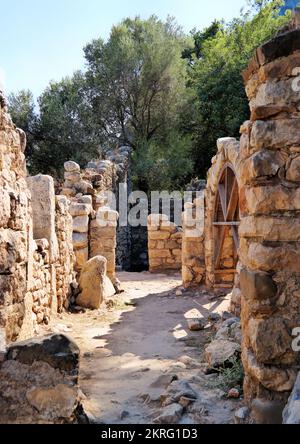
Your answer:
148,231 -> 170,241
240,268 -> 277,301
286,156 -> 300,182
74,248 -> 88,270
7,334 -> 79,372
27,175 -> 59,261
77,256 -> 115,309
73,215 -> 89,233
242,350 -> 297,393
250,119 -> 300,151
69,203 -> 91,217
248,317 -> 293,365
64,161 -> 80,173
72,233 -> 88,249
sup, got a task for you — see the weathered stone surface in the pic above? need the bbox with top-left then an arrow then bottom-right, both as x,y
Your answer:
69,203 -> 91,217
72,232 -> 88,249
205,340 -> 241,368
240,150 -> 285,183
73,215 -> 89,233
241,185 -> 300,215
7,334 -> 79,372
187,319 -> 206,331
235,407 -> 250,424
0,229 -> 27,273
239,240 -> 300,273
256,30 -> 300,67
64,161 -> 80,173
0,335 -> 80,425
77,256 -> 115,309
286,156 -> 300,182
148,214 -> 182,273
242,350 -> 297,392
250,119 -> 300,151
250,78 -> 300,111
283,373 -> 300,424
74,247 -> 88,270
239,216 -> 300,242
153,403 -> 183,424
26,384 -> 78,421
27,175 -> 59,261
248,318 -> 293,365
240,269 -> 277,301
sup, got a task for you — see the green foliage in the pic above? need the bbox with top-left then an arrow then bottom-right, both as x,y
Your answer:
217,356 -> 245,391
184,0 -> 290,177
131,133 -> 193,191
8,2 -> 291,188
83,15 -> 193,191
8,90 -> 37,160
84,16 -> 191,148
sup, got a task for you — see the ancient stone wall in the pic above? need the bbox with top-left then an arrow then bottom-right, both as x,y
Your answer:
239,28 -> 300,409
55,196 -> 76,312
0,92 -> 33,342
61,150 -> 130,280
148,215 -> 182,273
182,193 -> 206,287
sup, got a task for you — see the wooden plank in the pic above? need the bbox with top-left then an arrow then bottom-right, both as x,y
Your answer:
218,184 -> 227,220
214,225 -> 226,270
226,178 -> 239,221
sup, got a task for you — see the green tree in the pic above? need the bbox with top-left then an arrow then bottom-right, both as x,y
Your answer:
8,90 -> 37,162
84,16 -> 193,190
31,72 -> 102,176
184,0 -> 289,177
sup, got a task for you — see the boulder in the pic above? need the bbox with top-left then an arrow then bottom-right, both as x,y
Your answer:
205,339 -> 241,368
26,384 -> 78,421
283,373 -> 300,424
0,334 -> 81,424
7,334 -> 80,373
153,403 -> 183,424
64,161 -> 80,173
77,256 -> 115,309
187,319 -> 206,331
161,380 -> 197,406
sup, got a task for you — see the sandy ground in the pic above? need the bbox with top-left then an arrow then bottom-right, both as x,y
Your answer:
43,272 -> 239,424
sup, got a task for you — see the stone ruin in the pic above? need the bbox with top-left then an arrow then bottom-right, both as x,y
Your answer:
0,87 -> 133,422
147,23 -> 300,420
1,18 -> 300,425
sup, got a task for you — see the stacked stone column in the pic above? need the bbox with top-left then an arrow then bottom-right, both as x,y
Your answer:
182,193 -> 206,287
90,206 -> 118,282
239,29 -> 300,409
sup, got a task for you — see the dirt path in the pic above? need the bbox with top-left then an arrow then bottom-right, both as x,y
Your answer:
44,272 -> 240,424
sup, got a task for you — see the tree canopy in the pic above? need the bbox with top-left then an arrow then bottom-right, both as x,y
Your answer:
8,1 -> 290,190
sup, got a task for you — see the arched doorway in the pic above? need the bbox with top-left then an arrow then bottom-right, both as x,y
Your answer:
213,164 -> 240,288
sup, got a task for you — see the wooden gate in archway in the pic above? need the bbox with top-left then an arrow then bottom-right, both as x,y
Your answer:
213,164 -> 240,287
